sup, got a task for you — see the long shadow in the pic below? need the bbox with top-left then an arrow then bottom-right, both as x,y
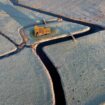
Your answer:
85,94 -> 105,105
10,0 -> 105,105
0,1 -> 35,59
0,2 -> 34,26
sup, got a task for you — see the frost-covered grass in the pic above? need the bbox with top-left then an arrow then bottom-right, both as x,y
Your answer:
1,0 -> 105,105
19,0 -> 105,26
44,30 -> 105,105
0,34 -> 16,55
24,20 -> 89,45
0,3 -> 23,44
0,48 -> 53,105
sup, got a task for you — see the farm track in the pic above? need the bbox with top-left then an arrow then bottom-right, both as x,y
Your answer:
0,0 -> 105,105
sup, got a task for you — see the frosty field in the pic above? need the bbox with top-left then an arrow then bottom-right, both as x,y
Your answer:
0,0 -> 105,105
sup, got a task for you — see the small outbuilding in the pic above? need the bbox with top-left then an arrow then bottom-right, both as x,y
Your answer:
34,26 -> 51,37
